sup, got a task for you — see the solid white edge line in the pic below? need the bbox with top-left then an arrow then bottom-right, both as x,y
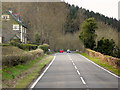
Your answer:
80,77 -> 86,85
30,55 -> 56,89
77,70 -> 81,75
79,54 -> 120,79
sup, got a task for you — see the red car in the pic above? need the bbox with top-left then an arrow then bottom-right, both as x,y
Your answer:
59,50 -> 63,53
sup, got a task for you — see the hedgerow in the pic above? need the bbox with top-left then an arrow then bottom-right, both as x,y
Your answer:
2,46 -> 44,67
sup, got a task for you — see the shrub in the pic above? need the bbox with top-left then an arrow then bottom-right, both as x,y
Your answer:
9,39 -> 20,46
9,40 -> 38,51
2,53 -> 33,66
18,44 -> 38,51
29,49 -> 44,58
0,44 -> 10,46
2,46 -> 24,55
96,37 -> 116,56
38,44 -> 49,53
2,48 -> 44,67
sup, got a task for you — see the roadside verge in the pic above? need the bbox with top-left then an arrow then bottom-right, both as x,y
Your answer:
2,55 -> 53,88
78,52 -> 120,76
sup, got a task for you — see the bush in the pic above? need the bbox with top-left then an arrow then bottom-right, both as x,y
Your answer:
2,46 -> 25,55
9,40 -> 38,51
9,39 -> 20,46
38,44 -> 49,53
2,48 -> 44,67
2,53 -> 33,66
18,44 -> 38,51
0,44 -> 10,46
96,37 -> 116,56
29,49 -> 44,58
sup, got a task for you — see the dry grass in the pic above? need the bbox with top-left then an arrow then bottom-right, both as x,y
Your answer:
85,49 -> 120,69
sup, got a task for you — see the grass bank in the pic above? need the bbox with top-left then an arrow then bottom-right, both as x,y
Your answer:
2,55 -> 53,88
79,53 -> 120,76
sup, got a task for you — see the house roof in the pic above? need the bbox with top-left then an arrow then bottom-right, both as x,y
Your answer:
7,11 -> 27,28
10,34 -> 20,41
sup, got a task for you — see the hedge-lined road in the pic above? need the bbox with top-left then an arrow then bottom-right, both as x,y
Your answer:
33,53 -> 119,88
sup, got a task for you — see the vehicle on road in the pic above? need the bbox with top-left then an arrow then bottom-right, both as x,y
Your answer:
67,49 -> 71,53
59,50 -> 63,53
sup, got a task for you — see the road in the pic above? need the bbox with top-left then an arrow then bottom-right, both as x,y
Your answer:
33,53 -> 119,89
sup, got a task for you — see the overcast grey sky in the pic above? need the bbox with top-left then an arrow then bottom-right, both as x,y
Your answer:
64,0 -> 119,20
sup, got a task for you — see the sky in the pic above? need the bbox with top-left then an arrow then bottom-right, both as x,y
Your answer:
64,0 -> 119,20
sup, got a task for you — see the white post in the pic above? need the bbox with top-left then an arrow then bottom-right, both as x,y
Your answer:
0,37 -> 2,43
25,28 -> 27,44
20,25 -> 23,42
23,27 -> 24,43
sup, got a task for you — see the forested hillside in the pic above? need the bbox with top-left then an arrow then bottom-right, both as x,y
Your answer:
2,2 -> 119,51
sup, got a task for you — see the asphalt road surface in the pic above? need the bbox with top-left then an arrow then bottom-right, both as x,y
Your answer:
33,53 -> 119,89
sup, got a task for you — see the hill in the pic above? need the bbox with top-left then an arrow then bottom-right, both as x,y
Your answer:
2,2 -> 119,51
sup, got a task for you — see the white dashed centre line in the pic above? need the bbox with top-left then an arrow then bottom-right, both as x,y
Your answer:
77,70 -> 81,75
74,66 -> 77,70
67,54 -> 87,85
73,63 -> 75,66
80,77 -> 86,85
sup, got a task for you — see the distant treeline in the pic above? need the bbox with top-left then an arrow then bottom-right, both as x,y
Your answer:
84,9 -> 118,30
64,4 -> 80,33
65,3 -> 119,32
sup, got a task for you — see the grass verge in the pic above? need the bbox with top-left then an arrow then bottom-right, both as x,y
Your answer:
79,53 -> 120,76
15,56 -> 53,88
2,55 -> 53,88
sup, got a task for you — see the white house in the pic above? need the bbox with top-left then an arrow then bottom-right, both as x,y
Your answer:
2,9 -> 27,44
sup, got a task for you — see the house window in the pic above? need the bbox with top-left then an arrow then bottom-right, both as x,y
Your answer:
2,15 -> 10,20
13,24 -> 19,30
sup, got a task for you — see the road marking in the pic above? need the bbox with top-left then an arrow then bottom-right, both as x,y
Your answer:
70,58 -> 72,61
73,63 -> 75,66
68,54 -> 88,86
74,66 -> 77,70
30,55 -> 56,88
68,54 -> 72,61
80,77 -> 86,85
79,54 -> 120,79
77,70 -> 81,75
